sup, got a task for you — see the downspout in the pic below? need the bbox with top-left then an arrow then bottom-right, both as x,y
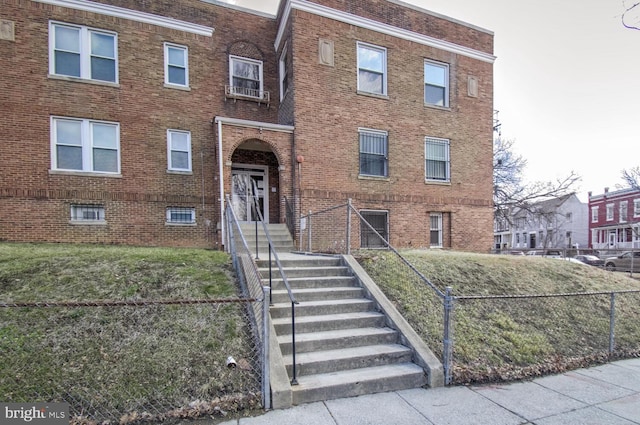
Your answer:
217,118 -> 226,250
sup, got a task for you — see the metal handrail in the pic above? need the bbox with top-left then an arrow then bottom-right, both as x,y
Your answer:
248,180 -> 300,385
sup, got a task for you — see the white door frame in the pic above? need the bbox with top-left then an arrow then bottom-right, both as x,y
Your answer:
231,164 -> 269,223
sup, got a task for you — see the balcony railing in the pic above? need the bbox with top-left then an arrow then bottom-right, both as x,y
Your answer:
225,85 -> 270,107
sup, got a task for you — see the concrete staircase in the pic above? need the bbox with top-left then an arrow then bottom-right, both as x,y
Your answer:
239,223 -> 295,256
258,255 -> 428,405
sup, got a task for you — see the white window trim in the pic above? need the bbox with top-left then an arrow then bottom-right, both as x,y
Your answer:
166,207 -> 196,225
358,128 -> 389,178
70,204 -> 106,224
424,59 -> 449,107
425,136 -> 451,183
430,212 -> 443,248
356,41 -> 387,96
167,129 -> 192,172
606,203 -> 614,221
164,42 -> 189,88
50,116 -> 121,175
49,21 -> 118,83
634,199 -> 640,218
620,201 -> 628,223
591,206 -> 598,223
228,55 -> 264,99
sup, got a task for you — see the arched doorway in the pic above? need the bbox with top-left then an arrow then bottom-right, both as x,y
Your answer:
230,139 -> 280,223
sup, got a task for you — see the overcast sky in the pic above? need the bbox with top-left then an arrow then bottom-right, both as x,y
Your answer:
223,0 -> 639,202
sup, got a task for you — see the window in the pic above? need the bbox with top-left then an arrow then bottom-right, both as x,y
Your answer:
70,204 -> 105,222
167,130 -> 191,172
634,199 -> 640,217
591,206 -> 598,223
606,203 -> 614,221
359,129 -> 388,177
164,43 -> 188,87
50,22 -> 117,83
166,207 -> 195,224
620,201 -> 628,222
425,137 -> 450,182
360,210 -> 388,248
357,42 -> 386,95
424,60 -> 449,107
430,213 -> 443,247
51,117 -> 120,174
565,212 -> 572,221
229,56 -> 263,98
279,43 -> 289,100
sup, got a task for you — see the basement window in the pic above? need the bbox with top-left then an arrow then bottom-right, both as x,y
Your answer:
70,204 -> 105,223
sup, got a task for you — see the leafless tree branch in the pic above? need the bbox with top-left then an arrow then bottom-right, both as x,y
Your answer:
622,1 -> 640,30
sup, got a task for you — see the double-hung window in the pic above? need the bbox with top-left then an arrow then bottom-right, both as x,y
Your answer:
430,213 -> 443,248
51,117 -> 120,174
424,60 -> 449,107
229,55 -> 263,99
279,43 -> 289,100
634,199 -> 640,218
425,137 -> 450,182
620,201 -> 628,222
606,203 -> 614,221
167,130 -> 191,172
164,43 -> 188,87
359,129 -> 388,177
357,42 -> 386,95
591,206 -> 599,223
50,22 -> 117,83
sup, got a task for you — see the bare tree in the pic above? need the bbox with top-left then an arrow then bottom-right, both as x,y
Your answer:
620,166 -> 640,190
622,1 -> 640,30
493,137 -> 581,225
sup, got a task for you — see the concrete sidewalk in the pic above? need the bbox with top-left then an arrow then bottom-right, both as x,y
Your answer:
220,358 -> 640,425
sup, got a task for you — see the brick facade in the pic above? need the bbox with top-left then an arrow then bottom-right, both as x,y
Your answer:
0,0 -> 494,252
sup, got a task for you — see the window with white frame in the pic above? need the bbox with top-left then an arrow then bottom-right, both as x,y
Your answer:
164,43 -> 188,87
424,60 -> 449,107
620,201 -> 628,222
425,137 -> 450,182
229,55 -> 263,98
357,42 -> 386,95
50,22 -> 117,83
279,43 -> 289,100
166,207 -> 196,224
606,203 -> 614,221
167,129 -> 191,172
70,204 -> 105,222
430,213 -> 443,248
591,206 -> 598,223
51,117 -> 120,174
634,199 -> 640,217
359,129 -> 388,177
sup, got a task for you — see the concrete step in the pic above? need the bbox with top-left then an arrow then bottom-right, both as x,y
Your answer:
272,311 -> 386,334
290,363 -> 427,405
277,327 -> 398,355
270,299 -> 374,319
261,266 -> 352,279
283,344 -> 413,377
266,276 -> 359,290
257,257 -> 343,268
270,287 -> 364,304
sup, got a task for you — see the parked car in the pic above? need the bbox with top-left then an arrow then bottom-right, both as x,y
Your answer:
526,249 -> 563,258
509,250 -> 525,256
574,255 -> 605,267
604,251 -> 640,272
553,257 -> 588,265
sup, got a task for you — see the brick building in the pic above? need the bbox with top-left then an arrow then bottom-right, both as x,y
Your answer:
0,0 -> 495,251
589,188 -> 640,250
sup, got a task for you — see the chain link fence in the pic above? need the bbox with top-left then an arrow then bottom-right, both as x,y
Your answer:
299,199 -> 640,386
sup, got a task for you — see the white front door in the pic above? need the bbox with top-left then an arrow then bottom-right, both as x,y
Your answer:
231,165 -> 268,223
608,231 -> 617,247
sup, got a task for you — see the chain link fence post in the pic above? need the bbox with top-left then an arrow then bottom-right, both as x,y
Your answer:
443,286 -> 454,385
609,291 -> 616,354
346,199 -> 352,256
262,286 -> 271,409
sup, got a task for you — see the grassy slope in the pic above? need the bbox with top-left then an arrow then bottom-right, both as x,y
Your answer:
356,249 -> 640,384
0,243 -> 261,423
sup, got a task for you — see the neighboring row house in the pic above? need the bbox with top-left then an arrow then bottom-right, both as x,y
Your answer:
0,0 -> 495,251
589,187 -> 640,250
494,193 -> 588,251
